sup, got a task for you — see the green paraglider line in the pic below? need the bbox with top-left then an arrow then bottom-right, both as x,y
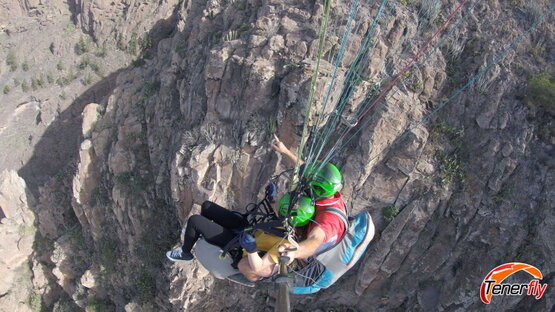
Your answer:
335,2 -> 555,164
293,0 -> 333,186
317,0 -> 471,174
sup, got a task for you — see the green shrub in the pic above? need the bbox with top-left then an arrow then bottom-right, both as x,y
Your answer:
90,61 -> 100,73
382,205 -> 399,222
22,60 -> 29,71
98,239 -> 119,273
97,43 -> 107,57
136,268 -> 155,304
3,85 -> 10,94
175,41 -> 187,58
28,292 -> 42,312
6,50 -> 17,71
36,75 -> 45,87
143,80 -> 160,97
89,187 -> 110,207
76,36 -> 90,55
527,72 -> 555,115
65,22 -> 76,33
66,225 -> 86,250
82,73 -> 92,86
117,35 -> 127,51
79,55 -> 91,69
128,33 -> 138,55
439,152 -> 465,186
86,302 -> 114,312
114,172 -> 148,192
21,80 -> 29,92
47,72 -> 54,84
430,122 -> 465,144
57,61 -> 64,71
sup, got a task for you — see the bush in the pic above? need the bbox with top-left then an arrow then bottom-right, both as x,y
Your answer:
439,152 -> 465,186
66,225 -> 86,250
128,33 -> 138,55
86,302 -> 114,312
114,172 -> 148,192
3,85 -> 10,94
98,239 -> 119,273
22,61 -> 29,71
90,61 -> 100,73
82,73 -> 92,86
97,43 -> 107,57
76,36 -> 90,55
527,72 -> 555,115
382,205 -> 399,222
28,292 -> 42,312
79,55 -> 91,69
21,80 -> 29,92
136,268 -> 155,304
175,41 -> 187,58
143,80 -> 160,97
89,187 -> 110,207
6,50 -> 17,71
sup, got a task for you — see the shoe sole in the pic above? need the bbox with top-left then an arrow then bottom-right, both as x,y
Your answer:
227,274 -> 256,287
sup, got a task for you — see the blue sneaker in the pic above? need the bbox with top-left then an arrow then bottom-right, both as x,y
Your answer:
166,248 -> 194,262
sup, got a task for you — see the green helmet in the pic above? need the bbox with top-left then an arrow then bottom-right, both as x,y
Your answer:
278,192 -> 315,227
304,162 -> 343,197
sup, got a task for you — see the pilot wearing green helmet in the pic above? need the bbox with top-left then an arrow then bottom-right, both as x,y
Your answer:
238,135 -> 348,282
278,192 -> 315,226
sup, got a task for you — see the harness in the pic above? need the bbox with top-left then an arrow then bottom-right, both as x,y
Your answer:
220,182 -> 293,267
221,181 -> 349,270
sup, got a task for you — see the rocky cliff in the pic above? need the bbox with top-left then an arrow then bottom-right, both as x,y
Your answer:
0,0 -> 554,311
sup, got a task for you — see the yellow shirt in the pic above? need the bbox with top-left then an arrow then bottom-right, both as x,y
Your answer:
242,230 -> 292,263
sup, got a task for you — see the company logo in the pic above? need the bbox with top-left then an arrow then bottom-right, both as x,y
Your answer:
480,262 -> 548,304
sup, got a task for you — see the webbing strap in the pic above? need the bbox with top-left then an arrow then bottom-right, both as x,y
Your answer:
322,207 -> 349,228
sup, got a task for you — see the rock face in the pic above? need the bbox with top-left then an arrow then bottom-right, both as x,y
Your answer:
0,170 -> 36,310
1,0 -> 554,311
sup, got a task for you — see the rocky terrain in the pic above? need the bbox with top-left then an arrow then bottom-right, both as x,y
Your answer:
0,0 -> 554,311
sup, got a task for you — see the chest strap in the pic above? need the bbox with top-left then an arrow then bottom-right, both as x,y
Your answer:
322,207 -> 349,227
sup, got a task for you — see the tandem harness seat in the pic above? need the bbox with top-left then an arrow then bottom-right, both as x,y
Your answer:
193,183 -> 375,294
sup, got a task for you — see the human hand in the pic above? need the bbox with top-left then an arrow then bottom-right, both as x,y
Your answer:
278,243 -> 298,260
239,232 -> 257,253
271,134 -> 289,154
266,182 -> 278,203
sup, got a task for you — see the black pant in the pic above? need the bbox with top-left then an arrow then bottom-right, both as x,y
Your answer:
182,201 -> 249,253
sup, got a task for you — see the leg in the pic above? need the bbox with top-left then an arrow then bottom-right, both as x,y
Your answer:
201,201 -> 248,229
238,257 -> 261,282
182,215 -> 236,253
238,254 -> 277,282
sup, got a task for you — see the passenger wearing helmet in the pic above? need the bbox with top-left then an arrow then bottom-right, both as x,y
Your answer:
271,135 -> 347,260
166,201 -> 250,262
237,193 -> 315,281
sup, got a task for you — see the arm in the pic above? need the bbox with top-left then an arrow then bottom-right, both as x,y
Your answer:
271,134 -> 303,165
246,251 -> 265,271
240,252 -> 277,279
279,226 -> 326,259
